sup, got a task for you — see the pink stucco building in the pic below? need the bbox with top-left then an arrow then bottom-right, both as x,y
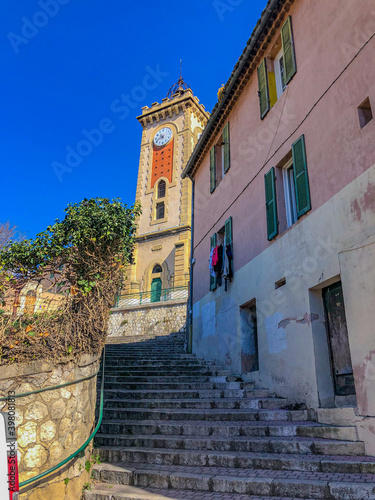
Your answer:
183,0 -> 375,454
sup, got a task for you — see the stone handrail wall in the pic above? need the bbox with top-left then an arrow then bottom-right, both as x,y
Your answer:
0,352 -> 101,499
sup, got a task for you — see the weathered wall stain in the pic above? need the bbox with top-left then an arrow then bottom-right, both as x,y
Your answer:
278,313 -> 319,329
350,181 -> 375,222
353,349 -> 375,415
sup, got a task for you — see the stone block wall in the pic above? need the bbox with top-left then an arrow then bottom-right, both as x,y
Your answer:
0,352 -> 101,499
108,301 -> 187,339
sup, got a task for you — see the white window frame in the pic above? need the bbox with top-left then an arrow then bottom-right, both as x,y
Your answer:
283,159 -> 297,228
274,48 -> 286,100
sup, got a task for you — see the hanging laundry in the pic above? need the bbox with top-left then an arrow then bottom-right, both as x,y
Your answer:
209,247 -> 216,278
214,245 -> 224,286
212,245 -> 219,266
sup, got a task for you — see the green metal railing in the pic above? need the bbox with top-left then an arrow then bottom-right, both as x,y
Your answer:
114,285 -> 188,308
1,347 -> 106,490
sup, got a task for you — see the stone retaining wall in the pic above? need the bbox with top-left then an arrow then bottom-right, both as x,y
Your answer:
0,352 -> 101,499
108,301 -> 187,338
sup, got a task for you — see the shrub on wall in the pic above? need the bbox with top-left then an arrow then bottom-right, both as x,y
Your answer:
0,198 -> 141,364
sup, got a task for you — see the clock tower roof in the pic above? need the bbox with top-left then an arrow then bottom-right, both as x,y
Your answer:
166,75 -> 191,99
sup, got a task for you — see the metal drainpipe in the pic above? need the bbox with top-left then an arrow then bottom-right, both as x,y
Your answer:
187,175 -> 195,354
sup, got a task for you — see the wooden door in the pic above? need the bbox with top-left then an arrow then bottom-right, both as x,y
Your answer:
151,278 -> 162,303
323,281 -> 355,396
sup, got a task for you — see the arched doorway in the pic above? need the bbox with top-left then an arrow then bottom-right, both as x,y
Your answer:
151,277 -> 162,303
151,264 -> 163,302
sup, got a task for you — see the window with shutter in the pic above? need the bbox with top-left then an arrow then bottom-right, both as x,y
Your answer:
257,59 -> 270,119
210,233 -> 217,291
264,167 -> 279,240
210,146 -> 216,193
281,16 -> 297,85
223,123 -> 230,173
224,216 -> 234,276
257,16 -> 297,117
292,135 -> 311,217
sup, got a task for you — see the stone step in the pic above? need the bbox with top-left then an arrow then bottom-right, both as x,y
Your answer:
104,349 -> 186,355
99,398 -> 288,411
102,369 -> 231,377
99,407 -> 310,422
85,482 -> 314,499
98,375 -> 214,383
98,389 -> 279,403
99,381 -> 218,390
98,380 -> 255,390
106,344 -> 186,348
102,366 -> 217,373
95,433 -> 365,456
96,419 -> 358,441
102,355 -> 196,360
92,447 -> 375,473
102,359 -> 205,366
91,462 -> 375,499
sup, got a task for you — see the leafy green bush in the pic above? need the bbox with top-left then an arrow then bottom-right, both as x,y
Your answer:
0,198 -> 141,364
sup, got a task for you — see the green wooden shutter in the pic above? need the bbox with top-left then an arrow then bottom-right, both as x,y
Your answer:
225,216 -> 233,276
223,123 -> 230,173
225,217 -> 233,246
281,16 -> 297,85
257,59 -> 270,120
264,167 -> 278,240
210,146 -> 216,193
292,135 -> 311,217
210,233 -> 217,291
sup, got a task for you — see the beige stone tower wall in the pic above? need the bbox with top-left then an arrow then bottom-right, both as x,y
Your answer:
124,89 -> 209,295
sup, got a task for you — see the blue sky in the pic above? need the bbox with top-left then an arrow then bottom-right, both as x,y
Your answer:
1,0 -> 266,238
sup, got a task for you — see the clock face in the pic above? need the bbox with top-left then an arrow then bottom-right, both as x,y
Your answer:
154,127 -> 173,147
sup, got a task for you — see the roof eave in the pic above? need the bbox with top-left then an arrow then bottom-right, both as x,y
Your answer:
182,0 -> 283,179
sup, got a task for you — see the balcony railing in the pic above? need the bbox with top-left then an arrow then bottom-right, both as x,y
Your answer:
114,286 -> 189,308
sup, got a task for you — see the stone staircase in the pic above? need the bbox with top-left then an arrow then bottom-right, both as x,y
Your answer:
85,332 -> 375,500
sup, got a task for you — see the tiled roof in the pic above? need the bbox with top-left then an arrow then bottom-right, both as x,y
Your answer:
182,0 -> 290,178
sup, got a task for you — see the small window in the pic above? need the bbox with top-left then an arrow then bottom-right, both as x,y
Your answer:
152,264 -> 162,274
158,180 -> 166,199
358,98 -> 373,129
275,277 -> 286,289
156,202 -> 165,220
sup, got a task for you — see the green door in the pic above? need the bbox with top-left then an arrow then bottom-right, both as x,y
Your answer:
151,278 -> 162,303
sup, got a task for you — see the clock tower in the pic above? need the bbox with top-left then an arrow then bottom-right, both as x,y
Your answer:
125,76 -> 209,299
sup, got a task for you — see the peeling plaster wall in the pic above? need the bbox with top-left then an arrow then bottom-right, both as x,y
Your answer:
193,165 -> 375,418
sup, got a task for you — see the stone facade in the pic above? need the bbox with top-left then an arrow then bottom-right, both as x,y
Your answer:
124,85 -> 209,296
0,353 -> 101,499
108,301 -> 187,339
